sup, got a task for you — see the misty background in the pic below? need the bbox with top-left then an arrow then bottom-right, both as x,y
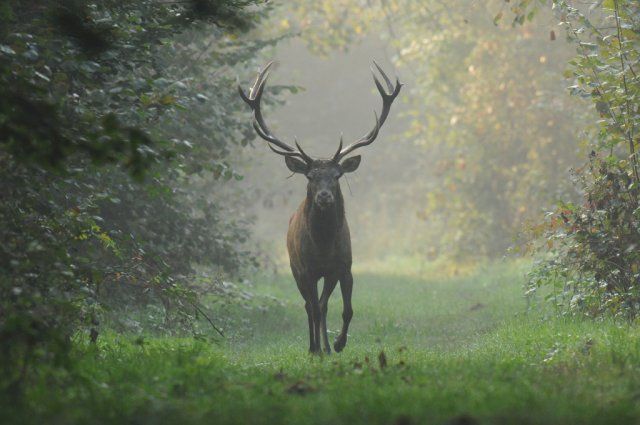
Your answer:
222,1 -> 590,267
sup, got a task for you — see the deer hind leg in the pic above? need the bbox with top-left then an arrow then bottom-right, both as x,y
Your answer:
334,270 -> 353,353
319,276 -> 339,354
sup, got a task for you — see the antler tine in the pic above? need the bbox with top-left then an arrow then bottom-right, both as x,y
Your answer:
294,138 -> 313,163
372,60 -> 393,92
336,112 -> 381,160
371,65 -> 402,129
250,61 -> 273,98
335,62 -> 402,162
252,119 -> 314,164
239,62 -> 297,154
267,142 -> 308,161
332,134 -> 344,162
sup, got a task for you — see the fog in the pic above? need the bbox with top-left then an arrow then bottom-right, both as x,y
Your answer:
233,36 -> 420,263
229,2 -> 587,265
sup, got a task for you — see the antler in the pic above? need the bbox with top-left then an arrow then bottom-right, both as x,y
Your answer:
333,61 -> 402,162
267,137 -> 313,163
239,62 -> 312,163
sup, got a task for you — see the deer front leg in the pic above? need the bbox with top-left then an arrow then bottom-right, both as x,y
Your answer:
303,299 -> 315,353
308,278 -> 322,354
295,272 -> 317,354
320,277 -> 339,354
334,271 -> 353,353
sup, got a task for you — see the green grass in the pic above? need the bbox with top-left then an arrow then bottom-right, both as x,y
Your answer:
5,260 -> 640,425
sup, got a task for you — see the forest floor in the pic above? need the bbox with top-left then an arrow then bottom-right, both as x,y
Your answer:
6,260 -> 640,425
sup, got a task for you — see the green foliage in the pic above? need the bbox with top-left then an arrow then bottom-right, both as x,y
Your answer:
528,156 -> 640,317
0,0 -> 278,394
520,0 -> 640,317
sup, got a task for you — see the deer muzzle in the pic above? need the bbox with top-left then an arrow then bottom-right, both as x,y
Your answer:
315,190 -> 334,209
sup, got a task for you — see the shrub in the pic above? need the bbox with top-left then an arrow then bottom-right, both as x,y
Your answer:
527,155 -> 640,317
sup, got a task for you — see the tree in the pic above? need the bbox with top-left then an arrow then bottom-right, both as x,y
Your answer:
0,0 -> 280,392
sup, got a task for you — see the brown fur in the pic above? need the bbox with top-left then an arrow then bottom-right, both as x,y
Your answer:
287,180 -> 354,354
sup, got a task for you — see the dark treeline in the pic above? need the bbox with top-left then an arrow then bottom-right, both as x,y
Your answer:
0,0 -> 281,393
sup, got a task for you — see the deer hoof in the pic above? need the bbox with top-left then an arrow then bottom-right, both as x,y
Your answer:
333,335 -> 347,353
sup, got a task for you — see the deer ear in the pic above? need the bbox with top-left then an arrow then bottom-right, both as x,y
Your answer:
285,156 -> 308,174
340,155 -> 361,173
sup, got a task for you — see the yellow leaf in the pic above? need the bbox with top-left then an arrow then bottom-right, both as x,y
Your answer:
159,95 -> 175,105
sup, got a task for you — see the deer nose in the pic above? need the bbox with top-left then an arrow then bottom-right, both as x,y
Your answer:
315,190 -> 334,207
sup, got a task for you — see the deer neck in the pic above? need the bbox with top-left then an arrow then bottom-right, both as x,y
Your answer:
305,185 -> 345,248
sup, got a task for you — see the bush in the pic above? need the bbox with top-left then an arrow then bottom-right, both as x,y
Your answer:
527,155 -> 640,317
517,0 -> 640,318
0,0 -> 277,394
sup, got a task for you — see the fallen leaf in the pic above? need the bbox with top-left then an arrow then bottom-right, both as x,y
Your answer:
286,380 -> 315,395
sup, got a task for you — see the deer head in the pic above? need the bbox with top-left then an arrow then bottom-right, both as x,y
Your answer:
239,61 -> 401,210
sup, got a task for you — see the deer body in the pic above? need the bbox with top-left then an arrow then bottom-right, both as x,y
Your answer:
288,182 -> 353,353
239,62 -> 401,354
288,188 -> 350,279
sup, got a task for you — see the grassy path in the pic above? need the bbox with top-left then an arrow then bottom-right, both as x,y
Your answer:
6,261 -> 640,424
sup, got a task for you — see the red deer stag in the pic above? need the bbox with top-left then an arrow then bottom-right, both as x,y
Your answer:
239,62 -> 401,354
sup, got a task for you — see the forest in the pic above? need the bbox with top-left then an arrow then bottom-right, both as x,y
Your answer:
1,0 -> 640,424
